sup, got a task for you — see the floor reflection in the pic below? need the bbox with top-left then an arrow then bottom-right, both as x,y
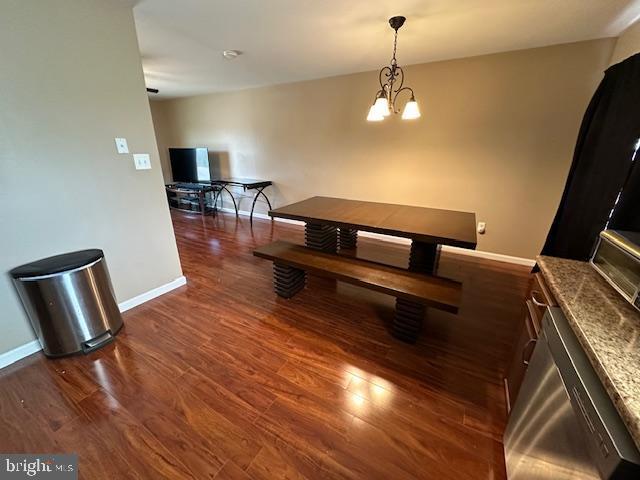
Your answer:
344,368 -> 394,413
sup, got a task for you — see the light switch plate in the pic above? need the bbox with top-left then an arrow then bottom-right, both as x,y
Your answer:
133,153 -> 151,170
115,138 -> 129,154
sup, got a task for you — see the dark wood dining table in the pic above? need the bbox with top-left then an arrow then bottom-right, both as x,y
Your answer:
270,196 -> 477,270
267,196 -> 477,341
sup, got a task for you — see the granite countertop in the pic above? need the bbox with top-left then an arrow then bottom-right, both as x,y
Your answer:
537,255 -> 640,450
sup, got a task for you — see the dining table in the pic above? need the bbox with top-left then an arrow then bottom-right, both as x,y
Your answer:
269,196 -> 477,273
262,196 -> 478,342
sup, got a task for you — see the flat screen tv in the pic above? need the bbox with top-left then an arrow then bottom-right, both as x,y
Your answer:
169,147 -> 210,182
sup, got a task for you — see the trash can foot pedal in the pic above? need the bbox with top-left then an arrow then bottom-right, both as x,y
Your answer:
82,331 -> 114,353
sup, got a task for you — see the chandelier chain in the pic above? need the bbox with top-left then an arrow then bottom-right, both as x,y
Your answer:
391,29 -> 398,66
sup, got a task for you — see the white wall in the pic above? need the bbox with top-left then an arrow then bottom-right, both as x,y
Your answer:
610,20 -> 640,65
0,0 -> 183,356
151,39 -> 614,259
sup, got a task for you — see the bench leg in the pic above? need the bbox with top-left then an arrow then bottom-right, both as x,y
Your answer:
338,228 -> 358,250
400,241 -> 440,342
273,263 -> 306,298
409,241 -> 440,274
393,298 -> 426,343
305,222 -> 338,253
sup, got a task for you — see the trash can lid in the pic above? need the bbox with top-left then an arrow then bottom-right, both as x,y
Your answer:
10,249 -> 104,279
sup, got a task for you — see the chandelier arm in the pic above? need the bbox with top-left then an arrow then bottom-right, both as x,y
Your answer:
393,66 -> 405,93
392,86 -> 415,113
378,66 -> 392,90
387,66 -> 394,100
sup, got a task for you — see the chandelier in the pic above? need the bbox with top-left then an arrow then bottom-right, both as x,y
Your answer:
367,16 -> 421,122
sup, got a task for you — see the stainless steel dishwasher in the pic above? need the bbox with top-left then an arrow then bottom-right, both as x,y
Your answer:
504,307 -> 640,479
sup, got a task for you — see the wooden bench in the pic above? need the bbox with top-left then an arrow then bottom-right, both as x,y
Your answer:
253,240 -> 462,342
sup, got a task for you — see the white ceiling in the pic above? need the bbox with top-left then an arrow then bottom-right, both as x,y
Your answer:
134,0 -> 640,99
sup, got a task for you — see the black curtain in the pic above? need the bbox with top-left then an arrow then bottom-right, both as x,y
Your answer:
542,53 -> 640,260
609,140 -> 640,231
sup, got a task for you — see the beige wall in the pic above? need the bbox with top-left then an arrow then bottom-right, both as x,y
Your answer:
610,20 -> 640,65
0,0 -> 183,356
151,39 -> 614,259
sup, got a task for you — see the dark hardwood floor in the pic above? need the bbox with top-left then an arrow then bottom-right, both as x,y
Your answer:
0,210 -> 531,479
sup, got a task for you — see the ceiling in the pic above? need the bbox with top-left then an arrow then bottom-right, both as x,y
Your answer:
134,0 -> 640,99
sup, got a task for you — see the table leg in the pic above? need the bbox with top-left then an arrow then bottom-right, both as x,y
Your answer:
198,192 -> 206,216
273,263 -> 306,298
393,298 -> 426,343
218,186 -> 239,217
211,189 -> 220,213
305,222 -> 338,253
250,186 -> 273,225
408,241 -> 440,274
392,240 -> 441,343
338,228 -> 358,250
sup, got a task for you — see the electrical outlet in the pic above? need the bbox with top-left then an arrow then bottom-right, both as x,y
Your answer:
133,153 -> 151,170
477,222 -> 486,234
114,138 -> 129,154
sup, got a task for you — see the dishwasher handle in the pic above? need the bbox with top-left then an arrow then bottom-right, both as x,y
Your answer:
522,339 -> 536,366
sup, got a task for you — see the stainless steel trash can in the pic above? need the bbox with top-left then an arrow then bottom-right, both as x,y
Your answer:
10,249 -> 123,357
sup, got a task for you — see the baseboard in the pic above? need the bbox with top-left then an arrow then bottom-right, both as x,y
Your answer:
441,245 -> 535,267
0,339 -> 42,370
118,275 -> 187,312
220,208 -> 535,267
358,230 -> 411,245
0,275 -> 187,370
356,231 -> 535,266
219,207 -> 275,221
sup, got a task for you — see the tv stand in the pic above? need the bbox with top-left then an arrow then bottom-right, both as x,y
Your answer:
165,183 -> 217,216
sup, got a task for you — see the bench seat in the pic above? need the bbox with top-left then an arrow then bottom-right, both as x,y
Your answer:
253,240 -> 461,314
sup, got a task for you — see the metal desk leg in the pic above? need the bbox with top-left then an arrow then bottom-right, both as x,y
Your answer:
217,190 -> 224,210
216,186 -> 238,217
210,189 -> 220,215
249,186 -> 273,225
198,192 -> 205,216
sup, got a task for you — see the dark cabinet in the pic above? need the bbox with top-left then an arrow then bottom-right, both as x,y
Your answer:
504,272 -> 557,412
530,272 -> 557,318
505,300 -> 539,410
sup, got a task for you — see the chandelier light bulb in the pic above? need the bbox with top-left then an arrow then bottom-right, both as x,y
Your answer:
367,104 -> 384,122
374,95 -> 391,117
401,97 -> 421,120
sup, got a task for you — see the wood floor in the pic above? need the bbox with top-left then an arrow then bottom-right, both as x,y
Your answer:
0,210 -> 531,479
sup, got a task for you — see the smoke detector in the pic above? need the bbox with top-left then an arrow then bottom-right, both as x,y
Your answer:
222,50 -> 241,60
